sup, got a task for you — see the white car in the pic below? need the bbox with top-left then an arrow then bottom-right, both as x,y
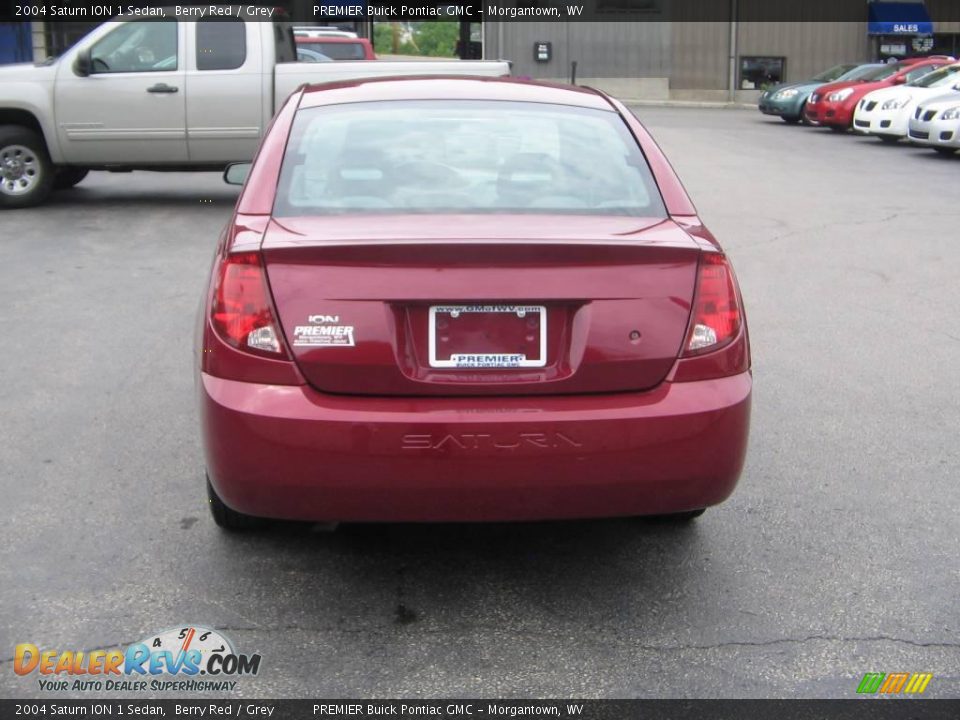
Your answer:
853,63 -> 960,142
907,91 -> 960,155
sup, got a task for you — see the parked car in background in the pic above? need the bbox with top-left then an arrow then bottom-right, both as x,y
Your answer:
908,92 -> 960,155
804,57 -> 954,131
853,63 -> 960,142
295,36 -> 376,61
0,11 -> 507,208
199,77 -> 752,529
758,63 -> 879,124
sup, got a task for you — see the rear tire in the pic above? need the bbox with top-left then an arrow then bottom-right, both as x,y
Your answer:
206,474 -> 265,531
781,115 -> 801,125
933,147 -> 956,156
829,125 -> 847,133
650,508 -> 706,522
0,125 -> 54,209
54,167 -> 89,189
877,135 -> 900,144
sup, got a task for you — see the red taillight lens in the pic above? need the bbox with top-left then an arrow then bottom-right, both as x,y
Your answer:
682,253 -> 742,357
211,252 -> 287,359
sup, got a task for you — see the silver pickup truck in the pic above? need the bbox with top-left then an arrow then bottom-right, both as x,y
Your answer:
0,15 -> 509,208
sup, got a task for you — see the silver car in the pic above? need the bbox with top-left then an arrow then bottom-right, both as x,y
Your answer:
908,89 -> 960,155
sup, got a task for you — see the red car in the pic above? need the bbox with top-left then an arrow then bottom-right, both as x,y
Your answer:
804,57 -> 954,130
198,77 -> 751,529
294,36 -> 376,61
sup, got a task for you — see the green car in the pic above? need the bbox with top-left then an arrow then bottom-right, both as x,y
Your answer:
758,63 -> 882,123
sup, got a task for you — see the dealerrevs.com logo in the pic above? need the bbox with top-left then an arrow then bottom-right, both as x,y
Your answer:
14,626 -> 261,693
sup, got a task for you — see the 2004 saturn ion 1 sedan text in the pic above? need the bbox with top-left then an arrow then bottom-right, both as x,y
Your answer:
197,77 -> 752,529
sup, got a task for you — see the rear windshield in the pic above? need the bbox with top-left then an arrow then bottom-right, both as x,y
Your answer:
274,100 -> 667,218
299,40 -> 366,60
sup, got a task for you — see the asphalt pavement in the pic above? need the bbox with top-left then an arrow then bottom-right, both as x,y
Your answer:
1,108 -> 958,699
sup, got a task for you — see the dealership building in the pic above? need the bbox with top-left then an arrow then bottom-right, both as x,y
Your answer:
483,0 -> 960,101
3,0 -> 959,102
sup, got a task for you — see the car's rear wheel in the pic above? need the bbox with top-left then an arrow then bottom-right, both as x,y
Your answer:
206,474 -> 266,531
0,126 -> 54,209
799,102 -> 813,126
650,508 -> 706,522
781,114 -> 801,124
54,167 -> 89,190
829,125 -> 847,133
933,147 -> 956,156
877,135 -> 900,144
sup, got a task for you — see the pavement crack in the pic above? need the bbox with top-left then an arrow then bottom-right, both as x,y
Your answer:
2,632 -> 956,669
632,634 -> 960,651
740,212 -> 903,250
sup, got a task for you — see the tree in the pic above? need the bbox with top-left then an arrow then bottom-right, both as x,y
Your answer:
372,21 -> 459,58
413,22 -> 458,58
372,22 -> 416,56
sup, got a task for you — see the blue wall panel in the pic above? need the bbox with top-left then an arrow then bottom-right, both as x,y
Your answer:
0,23 -> 32,64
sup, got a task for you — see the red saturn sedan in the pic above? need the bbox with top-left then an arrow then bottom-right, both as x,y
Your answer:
198,77 -> 751,529
804,56 -> 954,130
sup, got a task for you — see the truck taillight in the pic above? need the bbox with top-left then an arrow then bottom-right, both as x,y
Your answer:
682,253 -> 742,356
211,252 -> 288,359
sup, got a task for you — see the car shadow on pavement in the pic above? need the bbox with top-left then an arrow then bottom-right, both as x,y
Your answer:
848,138 -> 928,152
910,150 -> 959,160
202,515 -> 713,637
42,185 -> 240,209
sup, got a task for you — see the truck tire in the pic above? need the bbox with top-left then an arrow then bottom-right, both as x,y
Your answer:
54,167 -> 89,190
0,126 -> 54,209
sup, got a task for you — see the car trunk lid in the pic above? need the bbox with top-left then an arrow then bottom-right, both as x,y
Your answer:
262,215 -> 701,396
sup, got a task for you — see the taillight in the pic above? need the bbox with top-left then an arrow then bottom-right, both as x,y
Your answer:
682,252 -> 742,357
211,252 -> 288,359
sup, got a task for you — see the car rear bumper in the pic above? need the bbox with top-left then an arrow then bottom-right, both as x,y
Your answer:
200,372 -> 752,522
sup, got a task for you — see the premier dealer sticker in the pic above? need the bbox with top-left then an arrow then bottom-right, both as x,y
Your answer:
292,314 -> 355,348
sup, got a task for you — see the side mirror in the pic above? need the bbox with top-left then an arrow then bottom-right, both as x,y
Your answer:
223,162 -> 251,186
73,48 -> 92,77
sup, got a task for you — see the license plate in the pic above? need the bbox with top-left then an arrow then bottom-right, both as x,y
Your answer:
428,305 -> 547,368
